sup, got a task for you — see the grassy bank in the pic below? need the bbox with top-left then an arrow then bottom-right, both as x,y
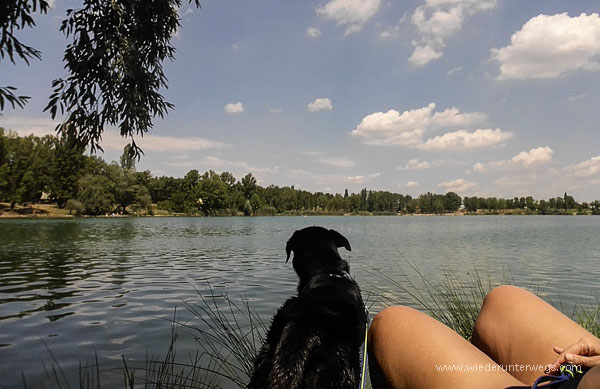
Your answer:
28,266 -> 599,388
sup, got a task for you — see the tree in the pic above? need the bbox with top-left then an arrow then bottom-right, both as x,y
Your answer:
3,0 -> 201,159
49,134 -> 86,207
241,173 -> 257,200
120,144 -> 136,171
77,174 -> 115,215
0,0 -> 50,110
444,192 -> 462,212
130,185 -> 152,215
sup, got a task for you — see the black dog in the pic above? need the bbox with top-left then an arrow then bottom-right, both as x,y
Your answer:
248,226 -> 367,389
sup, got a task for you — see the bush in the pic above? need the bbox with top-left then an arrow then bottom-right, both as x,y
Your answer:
64,199 -> 85,216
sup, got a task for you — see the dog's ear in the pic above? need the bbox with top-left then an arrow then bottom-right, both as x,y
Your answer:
329,229 -> 351,251
285,232 -> 296,263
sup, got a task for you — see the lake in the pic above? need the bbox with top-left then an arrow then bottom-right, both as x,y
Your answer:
0,216 -> 598,387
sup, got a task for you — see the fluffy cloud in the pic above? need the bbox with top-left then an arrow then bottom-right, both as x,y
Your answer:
316,0 -> 381,35
473,146 -> 554,172
400,181 -> 420,188
352,103 -> 493,148
431,107 -> 486,128
306,27 -> 322,38
224,102 -> 245,114
410,0 -> 497,66
314,156 -> 355,168
418,129 -> 512,151
352,104 -> 433,146
398,159 -> 432,170
308,97 -> 333,112
492,13 -> 600,79
573,156 -> 600,177
438,178 -> 477,193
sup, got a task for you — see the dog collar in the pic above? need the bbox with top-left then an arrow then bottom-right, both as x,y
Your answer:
328,270 -> 354,281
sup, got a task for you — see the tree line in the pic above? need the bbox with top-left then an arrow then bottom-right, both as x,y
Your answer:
1,129 -> 600,216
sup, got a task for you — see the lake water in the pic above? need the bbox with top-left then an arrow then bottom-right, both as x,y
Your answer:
0,216 -> 598,387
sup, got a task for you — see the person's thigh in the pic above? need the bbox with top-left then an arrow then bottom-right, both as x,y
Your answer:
368,305 -> 524,389
472,285 -> 596,384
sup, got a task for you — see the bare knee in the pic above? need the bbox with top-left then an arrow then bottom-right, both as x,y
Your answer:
482,285 -> 529,311
475,286 -> 529,329
472,286 -> 528,349
369,305 -> 421,343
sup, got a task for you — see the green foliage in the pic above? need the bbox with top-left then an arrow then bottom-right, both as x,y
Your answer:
44,0 -> 201,158
64,198 -> 84,216
1,130 -> 599,217
77,175 -> 115,215
0,129 -> 53,208
49,135 -> 86,207
0,0 -> 50,110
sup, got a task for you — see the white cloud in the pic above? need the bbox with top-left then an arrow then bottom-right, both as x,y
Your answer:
346,172 -> 379,183
307,27 -> 322,38
573,156 -> 600,177
316,0 -> 381,35
409,44 -> 443,67
352,103 -> 493,148
566,94 -> 587,102
352,103 -> 434,146
379,15 -> 408,39
431,107 -> 487,128
347,175 -> 365,183
224,102 -> 245,114
492,13 -> 600,80
135,135 -> 230,153
269,108 -> 283,114
201,156 -> 279,175
400,181 -> 420,188
447,66 -> 463,76
418,128 -> 512,151
398,159 -> 432,170
0,116 -> 57,137
314,156 -> 355,168
473,146 -> 554,172
410,0 -> 497,66
302,151 -> 328,156
438,178 -> 477,193
307,97 -> 333,112
0,116 -> 230,152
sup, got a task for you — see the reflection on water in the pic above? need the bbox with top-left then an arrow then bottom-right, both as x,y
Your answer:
0,216 -> 599,387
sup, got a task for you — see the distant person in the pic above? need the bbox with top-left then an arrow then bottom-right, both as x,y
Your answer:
368,286 -> 600,388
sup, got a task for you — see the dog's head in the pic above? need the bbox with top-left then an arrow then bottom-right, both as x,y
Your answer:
285,226 -> 351,281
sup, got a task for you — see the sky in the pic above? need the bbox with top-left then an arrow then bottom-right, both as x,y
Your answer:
2,0 -> 600,200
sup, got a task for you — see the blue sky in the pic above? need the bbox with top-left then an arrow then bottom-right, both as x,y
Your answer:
2,0 -> 600,200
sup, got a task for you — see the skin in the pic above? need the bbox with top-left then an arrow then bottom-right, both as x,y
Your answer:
369,286 -> 600,388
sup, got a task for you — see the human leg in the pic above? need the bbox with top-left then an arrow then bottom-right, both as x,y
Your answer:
368,305 -> 524,388
472,285 -> 598,384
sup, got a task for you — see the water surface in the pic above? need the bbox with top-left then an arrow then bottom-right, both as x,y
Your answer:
0,216 -> 598,387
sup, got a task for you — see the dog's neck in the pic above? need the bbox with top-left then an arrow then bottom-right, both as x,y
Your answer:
296,261 -> 351,294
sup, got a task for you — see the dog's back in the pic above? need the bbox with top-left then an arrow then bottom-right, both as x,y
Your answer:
248,227 -> 366,389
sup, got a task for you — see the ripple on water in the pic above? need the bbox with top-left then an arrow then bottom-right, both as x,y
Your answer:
0,216 -> 599,387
